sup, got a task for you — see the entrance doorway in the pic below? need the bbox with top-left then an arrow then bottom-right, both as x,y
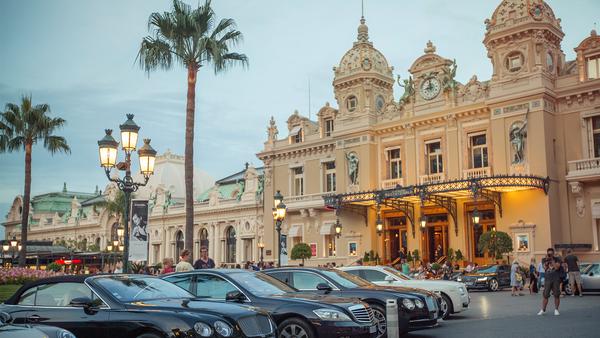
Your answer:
466,205 -> 496,265
384,216 -> 408,264
420,214 -> 449,263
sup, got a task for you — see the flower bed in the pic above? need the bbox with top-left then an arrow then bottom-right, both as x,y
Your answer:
0,267 -> 60,285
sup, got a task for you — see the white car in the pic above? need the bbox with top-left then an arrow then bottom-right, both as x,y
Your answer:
340,265 -> 469,319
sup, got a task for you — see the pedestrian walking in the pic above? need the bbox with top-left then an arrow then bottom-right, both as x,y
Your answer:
193,246 -> 215,269
564,249 -> 583,297
537,248 -> 563,316
175,249 -> 194,272
529,257 -> 538,294
511,260 -> 524,296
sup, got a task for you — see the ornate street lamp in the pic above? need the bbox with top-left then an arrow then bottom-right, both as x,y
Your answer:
258,242 -> 265,265
10,237 -> 18,248
376,216 -> 384,236
472,208 -> 481,226
334,218 -> 343,238
419,214 -> 427,230
273,191 -> 287,267
98,114 -> 157,273
117,226 -> 125,239
107,245 -> 113,252
2,244 -> 8,252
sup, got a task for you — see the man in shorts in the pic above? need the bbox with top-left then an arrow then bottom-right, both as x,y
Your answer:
564,249 -> 583,297
538,248 -> 563,316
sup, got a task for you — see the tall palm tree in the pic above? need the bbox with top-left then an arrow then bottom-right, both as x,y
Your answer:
137,0 -> 247,258
0,95 -> 70,266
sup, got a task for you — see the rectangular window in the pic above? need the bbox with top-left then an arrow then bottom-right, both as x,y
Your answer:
426,141 -> 443,174
324,119 -> 334,137
588,56 -> 600,80
294,132 -> 302,144
469,133 -> 489,168
293,167 -> 304,196
324,234 -> 336,257
323,161 -> 336,192
387,148 -> 402,179
593,117 -> 600,158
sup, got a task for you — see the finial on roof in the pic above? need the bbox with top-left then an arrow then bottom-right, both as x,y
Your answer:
245,162 -> 249,170
592,22 -> 597,36
62,182 -> 67,193
95,185 -> 99,195
357,16 -> 369,43
424,40 -> 436,54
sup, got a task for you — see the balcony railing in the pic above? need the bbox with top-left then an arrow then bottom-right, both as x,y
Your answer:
286,193 -> 327,204
381,178 -> 404,189
420,173 -> 445,185
463,167 -> 491,179
566,158 -> 600,180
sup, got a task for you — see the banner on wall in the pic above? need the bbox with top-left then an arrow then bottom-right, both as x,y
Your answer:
280,234 -> 288,266
129,200 -> 149,262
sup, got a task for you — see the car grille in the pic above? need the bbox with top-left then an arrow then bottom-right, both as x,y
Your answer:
238,315 -> 274,337
425,296 -> 436,312
349,304 -> 374,324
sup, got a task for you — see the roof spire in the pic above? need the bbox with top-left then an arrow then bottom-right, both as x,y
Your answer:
62,182 -> 67,193
357,1 -> 369,44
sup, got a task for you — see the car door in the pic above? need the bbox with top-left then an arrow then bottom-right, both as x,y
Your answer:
288,271 -> 337,292
24,282 -> 109,338
498,266 -> 510,286
194,273 -> 241,300
164,274 -> 196,294
583,264 -> 600,291
359,269 -> 392,286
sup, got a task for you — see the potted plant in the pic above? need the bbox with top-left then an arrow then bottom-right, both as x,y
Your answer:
291,243 -> 312,266
478,230 -> 513,262
455,249 -> 465,267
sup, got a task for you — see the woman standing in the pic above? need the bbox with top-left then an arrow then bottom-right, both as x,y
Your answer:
529,258 -> 538,294
511,260 -> 524,296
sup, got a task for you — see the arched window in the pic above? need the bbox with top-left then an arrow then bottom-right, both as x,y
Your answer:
175,230 -> 184,257
95,237 -> 101,248
200,228 -> 209,250
225,226 -> 236,263
81,238 -> 87,251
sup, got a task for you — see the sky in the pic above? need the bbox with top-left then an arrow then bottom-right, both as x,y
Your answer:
1,0 -> 599,234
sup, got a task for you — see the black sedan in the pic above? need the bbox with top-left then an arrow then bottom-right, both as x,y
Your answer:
0,274 -> 276,338
263,267 -> 438,337
163,269 -> 377,338
457,264 -> 511,291
0,311 -> 77,338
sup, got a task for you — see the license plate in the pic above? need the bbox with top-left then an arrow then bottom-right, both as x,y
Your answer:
369,325 -> 377,333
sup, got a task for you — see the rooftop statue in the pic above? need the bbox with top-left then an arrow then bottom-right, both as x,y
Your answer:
441,59 -> 458,93
346,151 -> 360,185
397,75 -> 415,104
510,109 -> 529,164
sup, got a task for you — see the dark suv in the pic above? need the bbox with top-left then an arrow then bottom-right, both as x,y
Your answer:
263,267 -> 439,337
458,264 -> 511,291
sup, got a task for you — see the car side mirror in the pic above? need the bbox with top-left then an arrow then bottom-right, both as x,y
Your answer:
385,275 -> 395,283
590,272 -> 594,277
69,297 -> 94,309
316,283 -> 332,293
0,312 -> 12,324
225,291 -> 246,303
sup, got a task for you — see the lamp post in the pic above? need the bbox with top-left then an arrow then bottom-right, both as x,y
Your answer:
472,208 -> 480,226
334,218 -> 343,239
272,191 -> 287,267
258,242 -> 265,265
98,114 -> 157,273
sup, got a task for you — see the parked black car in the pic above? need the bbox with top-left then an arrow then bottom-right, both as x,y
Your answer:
163,269 -> 377,338
263,267 -> 438,337
457,264 -> 511,291
0,274 -> 276,338
0,311 -> 77,338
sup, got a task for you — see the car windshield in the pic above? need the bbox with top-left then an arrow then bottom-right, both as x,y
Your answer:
472,265 -> 497,274
323,269 -> 371,288
383,267 -> 411,280
230,272 -> 297,296
96,275 -> 193,302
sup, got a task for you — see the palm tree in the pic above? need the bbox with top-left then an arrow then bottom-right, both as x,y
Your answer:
0,95 -> 70,266
137,0 -> 247,258
95,190 -> 126,229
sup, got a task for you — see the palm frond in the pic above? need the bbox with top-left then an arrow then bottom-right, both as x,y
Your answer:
137,36 -> 175,73
44,135 -> 71,154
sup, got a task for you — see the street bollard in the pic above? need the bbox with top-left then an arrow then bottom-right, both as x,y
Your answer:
386,299 -> 399,338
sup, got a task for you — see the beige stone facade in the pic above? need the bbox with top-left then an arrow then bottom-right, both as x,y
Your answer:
257,0 -> 600,267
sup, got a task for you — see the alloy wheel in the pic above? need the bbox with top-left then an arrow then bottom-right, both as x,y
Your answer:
489,279 -> 499,291
280,324 -> 309,338
440,297 -> 449,319
372,308 -> 387,338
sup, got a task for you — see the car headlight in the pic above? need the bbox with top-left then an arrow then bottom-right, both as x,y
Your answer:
214,320 -> 233,337
458,286 -> 466,294
477,277 -> 488,282
457,276 -> 462,282
414,299 -> 424,309
57,330 -> 77,338
402,298 -> 416,310
313,308 -> 352,321
194,322 -> 213,337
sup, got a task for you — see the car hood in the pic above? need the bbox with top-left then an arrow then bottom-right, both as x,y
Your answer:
125,298 -> 264,319
270,292 -> 361,306
463,273 -> 496,278
397,279 -> 463,289
355,284 -> 434,297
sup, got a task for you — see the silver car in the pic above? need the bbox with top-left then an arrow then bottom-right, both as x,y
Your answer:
581,263 -> 600,292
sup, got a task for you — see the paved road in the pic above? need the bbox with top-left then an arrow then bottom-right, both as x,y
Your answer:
407,290 -> 600,338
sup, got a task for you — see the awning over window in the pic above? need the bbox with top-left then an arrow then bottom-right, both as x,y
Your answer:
289,126 -> 302,136
288,225 -> 302,237
320,224 -> 334,235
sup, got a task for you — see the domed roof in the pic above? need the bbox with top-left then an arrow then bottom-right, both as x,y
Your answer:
334,17 -> 393,82
486,0 -> 560,34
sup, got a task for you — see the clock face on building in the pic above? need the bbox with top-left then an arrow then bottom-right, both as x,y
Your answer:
420,77 -> 441,100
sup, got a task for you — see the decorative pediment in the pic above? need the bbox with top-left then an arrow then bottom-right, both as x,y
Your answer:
317,102 -> 338,120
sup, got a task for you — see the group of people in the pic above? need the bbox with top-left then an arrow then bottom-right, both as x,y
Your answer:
160,246 -> 277,274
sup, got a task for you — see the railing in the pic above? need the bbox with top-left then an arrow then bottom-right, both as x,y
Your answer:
285,193 -> 327,204
381,178 -> 404,189
463,167 -> 491,179
420,173 -> 445,185
567,158 -> 600,179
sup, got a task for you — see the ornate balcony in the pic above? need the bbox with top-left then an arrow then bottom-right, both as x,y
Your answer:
420,173 -> 445,185
381,178 -> 404,190
566,158 -> 600,181
285,193 -> 326,210
463,167 -> 491,179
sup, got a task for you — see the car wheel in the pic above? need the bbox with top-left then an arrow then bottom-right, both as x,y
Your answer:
564,283 -> 573,296
439,293 -> 453,320
370,304 -> 387,338
488,278 -> 499,292
278,318 -> 315,338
